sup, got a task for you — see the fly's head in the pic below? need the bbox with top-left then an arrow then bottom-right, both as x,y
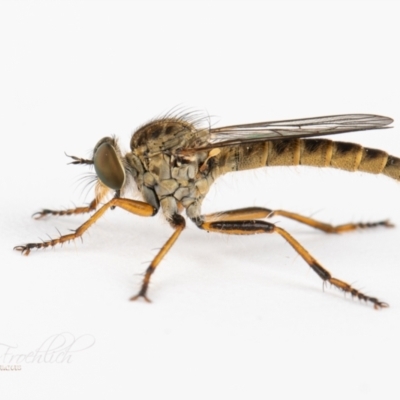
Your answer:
67,136 -> 133,202
92,137 -> 126,192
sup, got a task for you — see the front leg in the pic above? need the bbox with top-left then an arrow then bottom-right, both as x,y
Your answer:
14,198 -> 157,255
33,198 -> 100,219
33,181 -> 111,219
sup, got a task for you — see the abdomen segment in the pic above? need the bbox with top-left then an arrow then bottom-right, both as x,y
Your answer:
216,139 -> 400,181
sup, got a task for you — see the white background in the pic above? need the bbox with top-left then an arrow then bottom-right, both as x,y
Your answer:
1,1 -> 400,399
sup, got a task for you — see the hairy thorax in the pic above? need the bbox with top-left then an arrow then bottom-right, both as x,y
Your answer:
126,118 -> 215,223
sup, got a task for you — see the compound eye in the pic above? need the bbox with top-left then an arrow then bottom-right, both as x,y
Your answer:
93,142 -> 125,190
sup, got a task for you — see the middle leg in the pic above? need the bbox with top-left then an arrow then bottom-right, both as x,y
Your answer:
130,214 -> 186,302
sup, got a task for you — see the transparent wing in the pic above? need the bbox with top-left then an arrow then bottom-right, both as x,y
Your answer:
182,114 -> 393,153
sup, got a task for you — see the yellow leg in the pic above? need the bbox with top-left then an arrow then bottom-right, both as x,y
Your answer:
14,198 -> 156,255
203,206 -> 393,233
32,198 -> 100,219
130,215 -> 186,302
200,215 -> 388,310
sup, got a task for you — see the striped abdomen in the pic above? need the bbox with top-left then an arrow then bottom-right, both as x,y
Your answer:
216,139 -> 400,181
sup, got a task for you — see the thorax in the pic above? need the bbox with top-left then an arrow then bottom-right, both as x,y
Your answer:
126,118 -> 216,222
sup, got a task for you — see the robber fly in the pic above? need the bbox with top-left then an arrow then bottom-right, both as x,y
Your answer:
14,112 -> 399,309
